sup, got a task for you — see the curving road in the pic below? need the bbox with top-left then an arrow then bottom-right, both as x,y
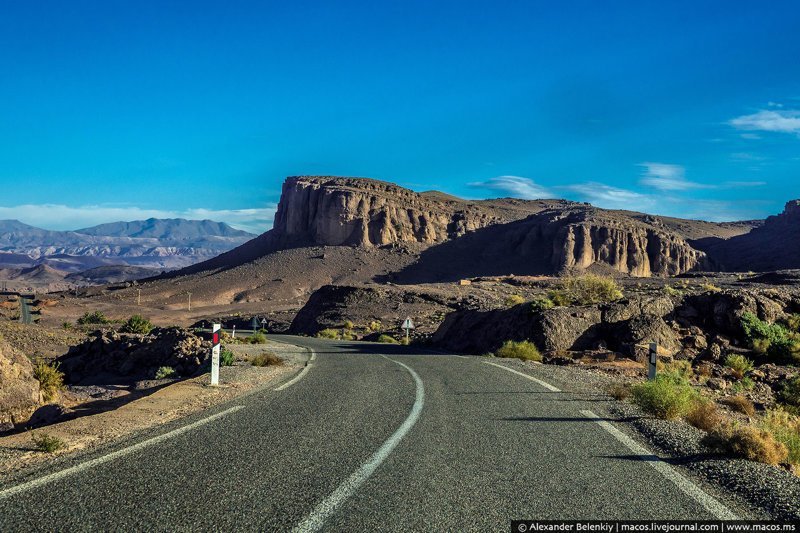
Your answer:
0,336 -> 751,531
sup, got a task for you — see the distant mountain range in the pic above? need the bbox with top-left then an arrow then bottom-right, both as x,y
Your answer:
0,218 -> 256,283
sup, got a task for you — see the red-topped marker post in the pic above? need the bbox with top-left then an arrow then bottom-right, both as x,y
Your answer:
211,323 -> 221,386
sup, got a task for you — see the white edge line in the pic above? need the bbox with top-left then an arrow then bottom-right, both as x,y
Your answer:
275,363 -> 313,391
482,361 -> 561,392
292,356 -> 425,533
579,409 -> 737,520
0,405 -> 245,501
308,348 -> 317,362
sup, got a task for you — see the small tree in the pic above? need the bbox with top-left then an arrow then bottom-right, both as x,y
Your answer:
120,314 -> 154,334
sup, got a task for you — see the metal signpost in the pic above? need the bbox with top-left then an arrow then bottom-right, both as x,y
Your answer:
648,342 -> 658,381
211,323 -> 221,386
251,316 -> 260,333
402,317 -> 415,344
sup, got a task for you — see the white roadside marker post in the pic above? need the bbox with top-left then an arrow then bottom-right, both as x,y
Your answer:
648,342 -> 658,381
401,317 -> 415,344
211,323 -> 221,386
232,325 -> 236,339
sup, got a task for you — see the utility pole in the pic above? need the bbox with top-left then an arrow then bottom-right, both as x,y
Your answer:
187,292 -> 192,311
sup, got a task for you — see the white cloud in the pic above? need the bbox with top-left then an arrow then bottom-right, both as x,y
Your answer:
638,162 -> 710,191
562,183 -> 656,212
468,175 -> 552,199
739,133 -> 761,140
0,204 -> 277,234
729,109 -> 800,134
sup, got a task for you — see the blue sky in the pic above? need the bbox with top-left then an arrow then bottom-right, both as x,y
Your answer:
1,1 -> 799,233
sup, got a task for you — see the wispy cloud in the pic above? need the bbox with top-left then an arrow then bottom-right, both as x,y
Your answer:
729,109 -> 800,134
638,162 -> 710,191
0,204 -> 277,234
468,175 -> 551,199
562,183 -> 656,212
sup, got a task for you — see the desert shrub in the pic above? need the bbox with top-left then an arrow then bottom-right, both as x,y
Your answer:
731,376 -> 755,394
631,376 -> 699,420
250,352 -> 283,367
494,340 -> 542,362
606,382 -> 631,400
77,310 -> 110,325
779,376 -> 800,410
377,334 -> 399,344
316,329 -> 340,340
31,432 -> 66,453
505,294 -> 525,307
153,366 -> 176,379
724,354 -> 753,379
705,424 -> 788,465
247,332 -> 267,344
761,409 -> 800,465
663,285 -> 683,297
530,297 -> 555,313
658,360 -> 694,383
740,312 -> 800,363
399,337 -> 410,346
548,274 -> 623,306
721,396 -> 756,416
367,320 -> 382,332
343,320 -> 354,330
340,330 -> 356,341
686,400 -> 723,432
700,283 -> 723,293
220,348 -> 236,366
61,321 -> 72,330
120,314 -> 154,334
32,361 -> 64,402
786,314 -> 800,332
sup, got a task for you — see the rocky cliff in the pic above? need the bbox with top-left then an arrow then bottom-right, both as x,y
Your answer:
271,176 -> 559,247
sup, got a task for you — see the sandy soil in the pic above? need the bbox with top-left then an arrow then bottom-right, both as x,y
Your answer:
0,340 -> 308,482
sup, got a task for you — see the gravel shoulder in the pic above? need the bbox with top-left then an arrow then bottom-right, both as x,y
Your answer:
0,340 -> 308,483
479,356 -> 800,521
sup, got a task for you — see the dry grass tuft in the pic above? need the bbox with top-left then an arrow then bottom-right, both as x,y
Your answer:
721,396 -> 756,416
686,400 -> 723,432
250,352 -> 284,367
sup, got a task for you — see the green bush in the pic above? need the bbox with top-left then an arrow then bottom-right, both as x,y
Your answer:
154,366 -> 176,379
250,352 -> 283,367
220,348 -> 235,366
663,285 -> 683,297
341,330 -> 356,341
504,294 -> 525,307
32,361 -> 64,402
376,334 -> 399,344
31,432 -> 66,453
779,376 -> 800,410
61,321 -> 72,330
343,320 -> 354,330
548,274 -> 623,306
76,311 -> 110,325
494,340 -> 542,361
631,376 -> 699,420
530,297 -> 555,313
740,312 -> 800,363
120,314 -> 154,334
316,329 -> 340,339
762,409 -> 800,465
367,320 -> 382,332
247,332 -> 267,344
700,283 -> 723,293
657,360 -> 694,384
724,354 -> 754,379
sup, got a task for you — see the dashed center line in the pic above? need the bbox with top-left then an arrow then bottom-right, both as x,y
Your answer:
482,361 -> 561,392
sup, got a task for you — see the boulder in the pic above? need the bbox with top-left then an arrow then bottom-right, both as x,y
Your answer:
0,337 -> 40,427
608,314 -> 682,359
532,307 -> 603,352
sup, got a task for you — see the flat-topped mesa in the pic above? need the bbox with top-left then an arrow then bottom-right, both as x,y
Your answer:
272,176 -> 547,247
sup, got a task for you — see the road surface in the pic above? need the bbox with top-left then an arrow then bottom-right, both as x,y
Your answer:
17,295 -> 32,324
0,336 -> 749,531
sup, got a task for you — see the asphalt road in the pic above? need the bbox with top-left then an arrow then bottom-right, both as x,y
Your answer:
18,295 -> 32,324
0,336 -> 750,531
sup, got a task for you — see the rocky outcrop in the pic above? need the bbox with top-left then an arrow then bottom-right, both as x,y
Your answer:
271,176 -> 553,247
0,336 -> 40,428
699,200 -> 800,271
58,328 -> 211,383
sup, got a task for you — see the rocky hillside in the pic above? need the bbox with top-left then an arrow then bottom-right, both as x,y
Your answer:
697,200 -> 800,271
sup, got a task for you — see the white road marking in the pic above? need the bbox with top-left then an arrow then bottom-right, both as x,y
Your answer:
482,361 -> 561,392
293,356 -> 425,533
275,363 -> 313,391
579,409 -> 738,520
308,348 -> 317,362
0,405 -> 245,501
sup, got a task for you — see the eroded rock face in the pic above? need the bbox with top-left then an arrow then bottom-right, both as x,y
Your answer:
0,337 -> 40,427
272,176 -> 522,247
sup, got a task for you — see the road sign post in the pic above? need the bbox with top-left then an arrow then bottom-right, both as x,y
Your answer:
211,323 -> 221,386
251,316 -> 260,333
401,317 -> 415,344
648,342 -> 658,381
